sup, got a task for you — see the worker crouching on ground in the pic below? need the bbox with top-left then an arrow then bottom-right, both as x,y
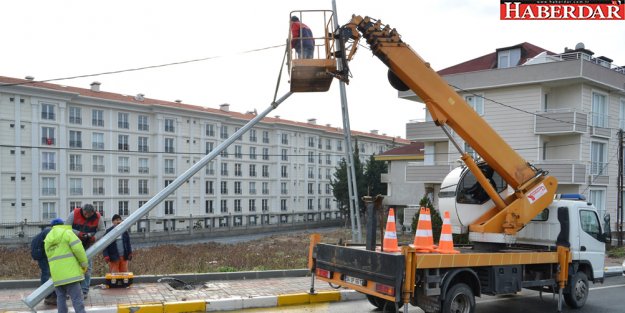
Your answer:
103,214 -> 133,272
44,218 -> 88,313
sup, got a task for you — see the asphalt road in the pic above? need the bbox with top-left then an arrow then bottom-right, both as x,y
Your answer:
242,275 -> 625,313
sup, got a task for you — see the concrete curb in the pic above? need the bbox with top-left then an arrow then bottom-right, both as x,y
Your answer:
7,290 -> 365,313
604,266 -> 622,277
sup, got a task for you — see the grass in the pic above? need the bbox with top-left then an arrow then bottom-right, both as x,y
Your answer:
607,246 -> 625,258
0,228 -> 354,280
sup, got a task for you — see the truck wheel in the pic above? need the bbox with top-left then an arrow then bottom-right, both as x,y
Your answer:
366,295 -> 403,312
442,283 -> 475,313
564,271 -> 589,309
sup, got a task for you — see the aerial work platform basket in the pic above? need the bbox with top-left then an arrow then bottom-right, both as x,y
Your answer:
288,10 -> 338,92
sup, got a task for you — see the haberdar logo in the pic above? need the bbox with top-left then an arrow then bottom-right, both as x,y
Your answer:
501,0 -> 625,20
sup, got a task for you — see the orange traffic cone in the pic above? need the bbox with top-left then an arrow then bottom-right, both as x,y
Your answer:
435,211 -> 459,254
382,208 -> 401,253
411,207 -> 435,253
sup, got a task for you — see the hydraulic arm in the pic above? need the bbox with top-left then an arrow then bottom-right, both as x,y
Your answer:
336,15 -> 558,236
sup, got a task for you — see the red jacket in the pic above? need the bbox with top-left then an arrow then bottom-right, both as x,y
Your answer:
290,21 -> 314,49
69,208 -> 104,248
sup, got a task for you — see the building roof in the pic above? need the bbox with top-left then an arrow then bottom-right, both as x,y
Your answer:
0,75 -> 409,144
375,142 -> 424,161
438,42 -> 555,75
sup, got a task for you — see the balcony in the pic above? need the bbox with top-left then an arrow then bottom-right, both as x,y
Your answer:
42,162 -> 56,170
118,166 -> 130,173
118,143 -> 129,151
118,188 -> 130,195
534,161 -> 586,184
93,187 -> 105,195
406,163 -> 456,183
534,110 -> 587,134
139,167 -> 149,174
42,188 -> 56,196
69,140 -> 82,148
69,117 -> 82,124
41,137 -> 56,145
406,120 -> 447,141
70,164 -> 83,171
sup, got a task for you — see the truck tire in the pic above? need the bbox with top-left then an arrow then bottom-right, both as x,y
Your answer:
442,283 -> 475,313
365,295 -> 403,312
564,271 -> 589,309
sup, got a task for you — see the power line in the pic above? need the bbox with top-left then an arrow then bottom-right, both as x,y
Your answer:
0,44 -> 285,88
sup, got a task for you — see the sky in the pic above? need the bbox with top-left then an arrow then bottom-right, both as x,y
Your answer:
1,0 -> 624,139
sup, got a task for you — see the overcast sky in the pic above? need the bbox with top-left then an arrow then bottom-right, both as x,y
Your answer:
2,0 -> 624,138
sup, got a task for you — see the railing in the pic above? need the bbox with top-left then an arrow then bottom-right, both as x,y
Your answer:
69,164 -> 82,171
70,188 -> 83,195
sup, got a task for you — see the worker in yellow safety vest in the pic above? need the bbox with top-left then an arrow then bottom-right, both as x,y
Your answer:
44,218 -> 88,313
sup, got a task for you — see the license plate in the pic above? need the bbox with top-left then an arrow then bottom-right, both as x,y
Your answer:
343,275 -> 365,286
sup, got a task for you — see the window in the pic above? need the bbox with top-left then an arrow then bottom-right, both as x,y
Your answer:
589,190 -> 606,217
206,161 -> 215,175
497,48 -> 520,68
118,179 -> 129,195
235,127 -> 242,141
221,148 -> 229,158
138,201 -> 147,212
42,202 -> 56,219
308,136 -> 315,148
138,115 -> 149,131
282,149 -> 288,161
308,183 -> 314,195
69,107 -> 82,124
308,199 -> 314,210
326,154 -> 331,165
69,201 -> 82,212
93,178 -> 105,195
249,147 -> 257,160
164,138 -> 175,153
92,132 -> 104,150
220,199 -> 228,213
262,182 -> 269,195
118,112 -> 129,129
205,142 -> 214,154
326,184 -> 331,194
234,199 -> 242,212
164,159 -> 175,174
117,135 -> 129,151
69,130 -> 82,148
249,164 -> 257,177
165,118 -> 175,132
92,109 -> 104,127
164,179 -> 173,187
326,168 -> 331,179
465,95 -> 484,115
281,165 -> 288,178
235,145 -> 243,158
262,148 -> 269,160
262,199 -> 269,211
138,179 -> 149,195
41,103 -> 55,120
138,158 -> 149,174
42,152 -> 56,170
69,154 -> 82,171
281,199 -> 287,211
42,177 -> 56,195
281,133 -> 288,144
206,200 -> 214,214
42,127 -> 55,145
93,201 -> 104,216
308,167 -> 314,179
118,156 -> 130,173
591,92 -> 608,128
579,210 -> 602,241
221,181 -> 228,194
206,123 -> 215,137
164,200 -> 174,215
262,131 -> 269,143
221,163 -> 228,176
337,140 -> 343,151
318,153 -> 322,164
235,163 -> 242,176
220,125 -> 229,139
262,165 -> 269,177
206,181 -> 214,194
118,201 -> 129,216
249,199 -> 256,212
326,139 -> 332,150
93,155 -> 105,172
325,198 -> 331,209
138,136 -> 149,152
281,182 -> 287,194
308,151 -> 314,163
249,182 -> 256,194
234,181 -> 242,194
590,142 -> 607,175
249,129 -> 257,142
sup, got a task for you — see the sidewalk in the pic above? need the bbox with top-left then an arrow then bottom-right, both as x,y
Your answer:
0,275 -> 363,313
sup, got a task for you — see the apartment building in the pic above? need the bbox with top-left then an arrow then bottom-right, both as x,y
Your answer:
0,75 -> 403,235
399,42 -> 625,221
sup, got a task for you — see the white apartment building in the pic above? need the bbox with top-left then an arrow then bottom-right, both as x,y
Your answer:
399,42 -> 625,223
0,75 -> 403,236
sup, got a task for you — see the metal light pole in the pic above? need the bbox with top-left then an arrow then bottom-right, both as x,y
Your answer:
23,92 -> 293,309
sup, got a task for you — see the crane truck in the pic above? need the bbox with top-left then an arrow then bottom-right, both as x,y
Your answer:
307,15 -> 609,313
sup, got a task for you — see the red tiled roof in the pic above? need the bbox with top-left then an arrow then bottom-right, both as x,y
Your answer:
438,42 -> 555,75
379,142 -> 424,157
0,75 -> 409,143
